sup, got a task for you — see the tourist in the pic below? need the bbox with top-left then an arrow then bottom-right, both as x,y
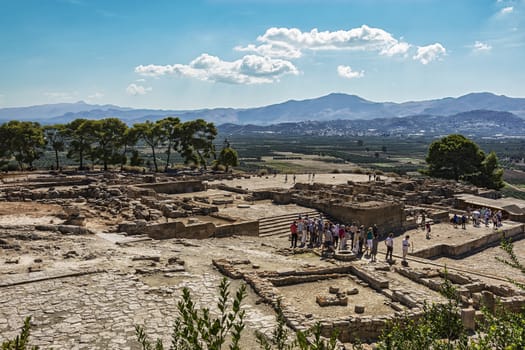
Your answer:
358,225 -> 366,255
322,225 -> 334,255
385,232 -> 394,261
352,225 -> 360,254
297,217 -> 304,248
484,208 -> 491,227
425,221 -> 431,239
364,227 -> 373,257
330,224 -> 339,249
300,217 -> 308,247
284,174 -> 288,183
309,218 -> 317,247
461,214 -> 467,229
402,235 -> 410,262
317,219 -> 324,247
339,225 -> 346,251
370,232 -> 379,262
372,224 -> 379,239
453,214 -> 458,228
349,222 -> 356,250
290,221 -> 298,248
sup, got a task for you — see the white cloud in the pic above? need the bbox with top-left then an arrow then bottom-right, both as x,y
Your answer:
413,43 -> 446,64
135,78 -> 146,82
473,41 -> 492,52
43,91 -> 78,101
235,42 -> 301,59
235,25 -> 411,58
126,83 -> 152,95
135,53 -> 299,84
337,65 -> 364,79
87,92 -> 104,99
501,6 -> 514,14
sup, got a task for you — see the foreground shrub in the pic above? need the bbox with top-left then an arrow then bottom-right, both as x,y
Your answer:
1,316 -> 38,350
136,277 -> 246,350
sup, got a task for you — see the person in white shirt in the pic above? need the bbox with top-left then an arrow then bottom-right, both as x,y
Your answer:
402,235 -> 410,262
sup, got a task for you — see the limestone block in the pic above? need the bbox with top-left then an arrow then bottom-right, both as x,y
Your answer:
329,286 -> 340,294
354,305 -> 365,313
482,291 -> 496,314
316,295 -> 348,307
461,308 -> 476,331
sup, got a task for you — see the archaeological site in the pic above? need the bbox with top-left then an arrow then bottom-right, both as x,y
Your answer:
2,170 -> 525,349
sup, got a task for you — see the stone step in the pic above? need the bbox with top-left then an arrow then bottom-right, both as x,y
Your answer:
259,228 -> 290,237
259,216 -> 322,230
258,211 -> 325,237
258,210 -> 320,224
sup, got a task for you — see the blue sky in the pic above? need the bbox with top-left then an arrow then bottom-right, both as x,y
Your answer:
0,0 -> 524,109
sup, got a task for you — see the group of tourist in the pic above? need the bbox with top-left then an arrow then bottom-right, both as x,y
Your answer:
468,207 -> 503,229
289,216 -> 407,263
284,173 -> 316,184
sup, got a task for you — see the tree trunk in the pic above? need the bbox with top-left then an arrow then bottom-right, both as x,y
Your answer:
165,141 -> 172,171
79,150 -> 84,170
151,145 -> 158,172
55,149 -> 60,171
120,145 -> 128,172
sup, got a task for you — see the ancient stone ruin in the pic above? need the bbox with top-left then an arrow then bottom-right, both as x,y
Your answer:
1,171 -> 525,348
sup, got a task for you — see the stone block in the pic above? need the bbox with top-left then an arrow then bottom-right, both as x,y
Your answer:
329,286 -> 340,294
355,305 -> 365,313
316,295 -> 348,307
461,308 -> 476,331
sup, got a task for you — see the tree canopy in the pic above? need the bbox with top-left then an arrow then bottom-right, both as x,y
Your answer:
0,117 -> 228,173
425,134 -> 504,189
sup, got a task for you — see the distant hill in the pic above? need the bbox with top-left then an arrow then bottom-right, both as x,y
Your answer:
1,92 -> 525,126
218,110 -> 525,137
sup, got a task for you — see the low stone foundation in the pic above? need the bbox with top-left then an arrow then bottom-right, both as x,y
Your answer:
412,224 -> 524,259
212,258 -> 525,342
144,220 -> 259,240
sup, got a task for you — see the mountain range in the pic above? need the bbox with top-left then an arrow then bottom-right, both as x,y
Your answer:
1,92 -> 525,127
218,110 -> 525,137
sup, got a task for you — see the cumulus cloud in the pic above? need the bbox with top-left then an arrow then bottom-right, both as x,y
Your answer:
337,65 -> 364,79
235,25 -> 412,59
473,41 -> 492,52
135,53 -> 299,84
413,43 -> 446,64
501,6 -> 514,14
126,83 -> 152,95
234,43 -> 301,59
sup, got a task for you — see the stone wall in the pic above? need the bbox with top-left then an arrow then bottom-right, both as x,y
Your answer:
145,219 -> 259,240
137,180 -> 206,194
295,197 -> 405,234
412,224 -> 524,259
215,221 -> 259,238
146,221 -> 215,239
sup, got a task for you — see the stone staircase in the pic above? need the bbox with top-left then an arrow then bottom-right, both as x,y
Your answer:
258,210 -> 325,238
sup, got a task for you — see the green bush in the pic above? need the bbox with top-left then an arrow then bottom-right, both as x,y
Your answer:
1,316 -> 38,350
